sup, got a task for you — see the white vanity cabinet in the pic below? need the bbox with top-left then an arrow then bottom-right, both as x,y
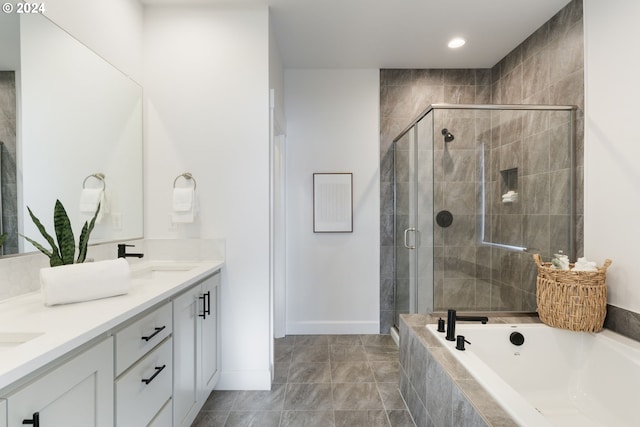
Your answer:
115,302 -> 173,427
4,337 -> 114,426
0,399 -> 7,427
173,271 -> 221,427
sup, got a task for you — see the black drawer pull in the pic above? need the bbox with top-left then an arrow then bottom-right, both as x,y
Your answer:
141,364 -> 166,385
198,294 -> 207,319
205,291 -> 211,315
141,326 -> 166,342
22,412 -> 39,426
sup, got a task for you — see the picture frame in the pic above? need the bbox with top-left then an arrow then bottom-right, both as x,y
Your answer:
313,173 -> 353,233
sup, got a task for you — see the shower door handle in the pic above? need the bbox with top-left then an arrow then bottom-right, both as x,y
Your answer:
404,228 -> 416,249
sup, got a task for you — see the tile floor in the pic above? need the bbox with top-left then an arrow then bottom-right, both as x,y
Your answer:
193,334 -> 417,427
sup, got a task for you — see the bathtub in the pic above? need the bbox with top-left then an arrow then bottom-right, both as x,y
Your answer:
426,323 -> 640,427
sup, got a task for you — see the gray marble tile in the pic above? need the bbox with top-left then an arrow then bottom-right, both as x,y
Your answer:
273,362 -> 290,384
378,382 -> 407,410
224,410 -> 281,427
192,411 -> 229,427
274,345 -> 293,363
331,361 -> 374,383
360,334 -> 396,346
387,410 -> 417,427
456,380 -> 518,427
201,390 -> 240,411
452,386 -> 489,427
333,383 -> 384,410
425,353 -> 452,427
274,336 -> 296,347
330,344 -> 367,362
604,304 -> 640,343
334,410 -> 390,427
288,362 -> 331,383
365,345 -> 399,362
293,345 -> 330,363
233,384 -> 285,411
295,335 -> 330,346
413,69 -> 443,86
328,334 -> 363,345
284,383 -> 333,411
371,361 -> 399,383
281,410 -> 335,427
380,69 -> 413,87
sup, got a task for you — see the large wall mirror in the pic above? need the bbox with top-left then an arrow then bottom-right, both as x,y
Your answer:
0,12 -> 143,257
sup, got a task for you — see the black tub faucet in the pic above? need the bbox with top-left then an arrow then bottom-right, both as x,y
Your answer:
446,309 -> 488,341
117,243 -> 144,259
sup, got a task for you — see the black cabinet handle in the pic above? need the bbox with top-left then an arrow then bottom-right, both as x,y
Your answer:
198,294 -> 207,319
22,412 -> 39,426
205,291 -> 211,315
141,326 -> 166,342
141,364 -> 166,385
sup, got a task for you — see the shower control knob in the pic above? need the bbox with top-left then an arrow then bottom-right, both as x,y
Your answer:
436,210 -> 453,228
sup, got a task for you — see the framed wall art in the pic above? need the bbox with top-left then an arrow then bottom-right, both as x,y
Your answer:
313,173 -> 353,233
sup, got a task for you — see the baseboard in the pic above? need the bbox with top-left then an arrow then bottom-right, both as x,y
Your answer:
215,369 -> 271,390
286,320 -> 380,335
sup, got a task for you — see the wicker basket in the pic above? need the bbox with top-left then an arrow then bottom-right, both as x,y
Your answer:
533,253 -> 611,332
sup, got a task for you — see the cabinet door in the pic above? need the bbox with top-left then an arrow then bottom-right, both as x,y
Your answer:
0,399 -> 6,427
6,337 -> 113,427
200,272 -> 221,399
173,286 -> 200,427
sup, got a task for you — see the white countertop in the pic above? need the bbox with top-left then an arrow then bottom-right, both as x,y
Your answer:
0,259 -> 224,393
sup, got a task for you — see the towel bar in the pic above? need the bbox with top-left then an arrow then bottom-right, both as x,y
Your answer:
173,172 -> 197,190
82,173 -> 106,190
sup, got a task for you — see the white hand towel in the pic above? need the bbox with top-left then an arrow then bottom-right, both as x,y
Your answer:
173,188 -> 194,212
79,188 -> 106,223
172,188 -> 197,223
40,258 -> 131,306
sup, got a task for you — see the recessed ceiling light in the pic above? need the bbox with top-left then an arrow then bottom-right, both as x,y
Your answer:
448,37 -> 466,49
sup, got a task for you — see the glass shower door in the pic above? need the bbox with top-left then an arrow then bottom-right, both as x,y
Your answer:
415,113 -> 434,313
394,128 -> 416,326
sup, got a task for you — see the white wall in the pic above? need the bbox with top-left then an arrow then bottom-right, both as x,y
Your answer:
584,0 -> 640,312
284,69 -> 380,334
42,0 -> 143,83
143,5 -> 272,389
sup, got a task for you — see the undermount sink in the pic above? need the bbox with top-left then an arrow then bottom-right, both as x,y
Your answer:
0,332 -> 44,349
130,262 -> 199,280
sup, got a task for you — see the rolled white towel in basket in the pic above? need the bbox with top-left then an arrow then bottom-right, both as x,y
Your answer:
41,258 -> 131,306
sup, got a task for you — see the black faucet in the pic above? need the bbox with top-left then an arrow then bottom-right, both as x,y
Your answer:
445,309 -> 488,341
117,244 -> 144,259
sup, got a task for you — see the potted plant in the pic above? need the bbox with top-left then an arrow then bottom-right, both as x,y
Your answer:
21,199 -> 100,267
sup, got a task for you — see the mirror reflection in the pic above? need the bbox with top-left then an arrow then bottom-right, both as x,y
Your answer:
0,12 -> 143,257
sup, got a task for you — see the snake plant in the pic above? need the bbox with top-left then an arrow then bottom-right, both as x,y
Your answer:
21,199 -> 100,267
0,233 -> 6,247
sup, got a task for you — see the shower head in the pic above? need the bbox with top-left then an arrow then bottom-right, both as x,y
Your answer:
442,128 -> 454,143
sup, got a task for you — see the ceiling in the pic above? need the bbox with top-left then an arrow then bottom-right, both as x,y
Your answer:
141,0 -> 572,69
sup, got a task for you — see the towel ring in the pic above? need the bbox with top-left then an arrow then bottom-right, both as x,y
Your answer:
173,172 -> 197,190
83,173 -> 106,190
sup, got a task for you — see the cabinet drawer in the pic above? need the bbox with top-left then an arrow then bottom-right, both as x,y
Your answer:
116,337 -> 172,427
115,302 -> 172,375
148,398 -> 172,427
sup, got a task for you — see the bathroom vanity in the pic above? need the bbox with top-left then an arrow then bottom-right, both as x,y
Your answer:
0,259 -> 223,427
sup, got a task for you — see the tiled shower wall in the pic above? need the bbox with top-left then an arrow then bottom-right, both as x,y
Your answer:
379,0 -> 585,332
0,71 -> 17,255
